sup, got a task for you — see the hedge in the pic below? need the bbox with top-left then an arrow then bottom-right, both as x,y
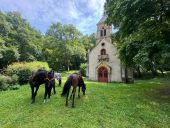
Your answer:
0,74 -> 19,90
5,61 -> 50,85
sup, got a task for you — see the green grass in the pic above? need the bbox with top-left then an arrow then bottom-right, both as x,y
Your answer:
0,77 -> 170,128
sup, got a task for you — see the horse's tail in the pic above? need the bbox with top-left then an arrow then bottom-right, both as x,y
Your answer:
61,76 -> 72,96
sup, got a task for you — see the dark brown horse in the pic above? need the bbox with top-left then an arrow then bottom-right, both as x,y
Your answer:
61,73 -> 86,107
29,69 -> 55,104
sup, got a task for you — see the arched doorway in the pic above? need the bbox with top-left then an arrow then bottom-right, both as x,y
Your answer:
98,67 -> 108,82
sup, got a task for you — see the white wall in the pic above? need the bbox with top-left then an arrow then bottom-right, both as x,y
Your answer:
88,39 -> 122,82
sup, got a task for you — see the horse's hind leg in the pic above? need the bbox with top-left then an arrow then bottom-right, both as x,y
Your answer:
32,85 -> 39,103
34,86 -> 39,96
70,89 -> 73,99
66,88 -> 70,107
31,86 -> 35,104
78,86 -> 80,98
72,87 -> 76,108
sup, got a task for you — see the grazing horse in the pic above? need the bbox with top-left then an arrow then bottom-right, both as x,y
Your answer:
29,69 -> 55,104
54,72 -> 62,86
61,73 -> 86,108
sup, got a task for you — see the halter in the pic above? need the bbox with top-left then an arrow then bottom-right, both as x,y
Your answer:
44,77 -> 55,81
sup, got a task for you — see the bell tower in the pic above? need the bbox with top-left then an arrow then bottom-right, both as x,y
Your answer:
96,15 -> 112,44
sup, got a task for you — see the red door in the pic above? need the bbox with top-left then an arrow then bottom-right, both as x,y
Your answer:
98,67 -> 108,82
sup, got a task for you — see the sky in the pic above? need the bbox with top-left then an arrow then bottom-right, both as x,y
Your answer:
0,0 -> 106,35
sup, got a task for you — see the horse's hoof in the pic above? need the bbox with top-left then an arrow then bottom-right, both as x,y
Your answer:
31,100 -> 35,104
43,100 -> 46,103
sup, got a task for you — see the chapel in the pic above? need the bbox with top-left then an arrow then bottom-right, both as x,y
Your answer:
87,15 -> 133,82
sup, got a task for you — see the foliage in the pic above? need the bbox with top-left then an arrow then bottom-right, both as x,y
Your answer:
5,61 -> 50,84
79,33 -> 96,51
0,78 -> 170,127
61,70 -> 79,77
0,74 -> 18,91
79,63 -> 87,76
105,0 -> 170,76
0,11 -> 44,69
0,11 -> 95,71
44,22 -> 88,71
0,36 -> 20,68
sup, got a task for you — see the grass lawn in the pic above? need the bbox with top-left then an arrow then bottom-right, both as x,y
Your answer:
0,77 -> 170,128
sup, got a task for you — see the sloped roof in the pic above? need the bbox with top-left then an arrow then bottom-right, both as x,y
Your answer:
97,15 -> 107,25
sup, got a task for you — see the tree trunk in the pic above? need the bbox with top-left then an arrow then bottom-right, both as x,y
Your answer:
67,66 -> 69,71
124,67 -> 128,83
151,64 -> 157,77
136,66 -> 142,78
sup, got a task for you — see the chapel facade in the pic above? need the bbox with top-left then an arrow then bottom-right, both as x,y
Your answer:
87,15 -> 133,82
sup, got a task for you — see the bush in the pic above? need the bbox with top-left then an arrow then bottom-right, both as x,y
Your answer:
5,61 -> 50,85
0,74 -> 19,91
79,63 -> 87,77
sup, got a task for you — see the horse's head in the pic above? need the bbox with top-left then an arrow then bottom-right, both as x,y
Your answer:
47,70 -> 54,80
79,76 -> 86,95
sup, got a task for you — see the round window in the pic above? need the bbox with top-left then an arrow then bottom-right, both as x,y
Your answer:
101,43 -> 105,46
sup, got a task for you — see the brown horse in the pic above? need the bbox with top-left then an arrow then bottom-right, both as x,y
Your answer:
61,73 -> 86,107
29,69 -> 55,104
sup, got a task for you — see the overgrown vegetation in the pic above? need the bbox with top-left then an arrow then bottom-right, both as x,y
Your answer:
79,63 -> 87,76
5,61 -> 50,85
0,78 -> 170,127
0,74 -> 18,90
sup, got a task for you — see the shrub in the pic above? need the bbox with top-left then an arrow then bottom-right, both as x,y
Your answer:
0,74 -> 19,91
79,63 -> 87,77
5,61 -> 50,85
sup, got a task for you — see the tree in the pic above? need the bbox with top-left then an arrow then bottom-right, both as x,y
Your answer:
0,37 -> 20,69
105,0 -> 170,77
45,22 -> 86,71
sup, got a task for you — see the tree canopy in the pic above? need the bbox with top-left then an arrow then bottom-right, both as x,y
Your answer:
105,0 -> 170,76
0,11 -> 95,71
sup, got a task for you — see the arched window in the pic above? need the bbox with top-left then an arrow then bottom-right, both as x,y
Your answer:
101,49 -> 106,55
100,27 -> 106,37
104,29 -> 106,36
100,30 -> 103,37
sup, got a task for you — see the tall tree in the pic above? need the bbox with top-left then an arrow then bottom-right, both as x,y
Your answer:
45,22 -> 86,71
105,0 -> 170,76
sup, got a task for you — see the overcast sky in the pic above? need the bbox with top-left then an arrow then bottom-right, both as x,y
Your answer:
0,0 -> 106,35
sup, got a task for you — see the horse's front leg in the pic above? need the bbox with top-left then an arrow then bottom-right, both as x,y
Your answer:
44,83 -> 48,103
52,80 -> 56,95
78,86 -> 80,98
48,83 -> 52,99
72,87 -> 76,108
